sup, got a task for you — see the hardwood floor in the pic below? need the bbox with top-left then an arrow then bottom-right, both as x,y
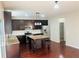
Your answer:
6,41 -> 79,58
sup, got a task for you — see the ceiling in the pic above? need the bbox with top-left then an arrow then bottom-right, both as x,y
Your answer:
2,1 -> 79,19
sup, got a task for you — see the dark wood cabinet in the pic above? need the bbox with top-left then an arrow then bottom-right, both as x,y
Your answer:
12,20 -> 25,30
41,20 -> 48,25
12,20 -> 48,30
34,20 -> 48,29
4,11 -> 12,34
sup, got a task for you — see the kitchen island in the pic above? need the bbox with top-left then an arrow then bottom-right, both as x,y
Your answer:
26,35 -> 50,51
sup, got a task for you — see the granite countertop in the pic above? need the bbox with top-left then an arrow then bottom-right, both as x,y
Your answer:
6,35 -> 19,45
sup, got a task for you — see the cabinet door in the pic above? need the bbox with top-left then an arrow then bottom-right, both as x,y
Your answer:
12,20 -> 20,30
12,20 -> 25,30
41,20 -> 48,25
19,20 -> 25,30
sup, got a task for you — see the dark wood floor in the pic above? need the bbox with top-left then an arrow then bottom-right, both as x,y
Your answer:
6,41 -> 79,58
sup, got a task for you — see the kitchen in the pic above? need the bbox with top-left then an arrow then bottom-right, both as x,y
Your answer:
2,1 -> 79,58
4,11 -> 50,58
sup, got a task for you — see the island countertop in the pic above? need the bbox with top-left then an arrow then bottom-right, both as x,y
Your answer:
27,35 -> 49,40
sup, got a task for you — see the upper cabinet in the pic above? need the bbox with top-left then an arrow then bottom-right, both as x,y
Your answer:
34,20 -> 48,29
4,11 -> 12,34
41,20 -> 48,25
12,20 -> 48,30
34,20 -> 48,25
12,20 -> 25,30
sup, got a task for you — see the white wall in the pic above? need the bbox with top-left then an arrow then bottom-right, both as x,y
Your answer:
49,18 -> 60,42
49,10 -> 79,49
0,2 -> 6,58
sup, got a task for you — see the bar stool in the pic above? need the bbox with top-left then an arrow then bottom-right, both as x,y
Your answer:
42,39 -> 51,50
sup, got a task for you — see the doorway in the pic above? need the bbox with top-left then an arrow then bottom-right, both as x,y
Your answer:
59,22 -> 65,44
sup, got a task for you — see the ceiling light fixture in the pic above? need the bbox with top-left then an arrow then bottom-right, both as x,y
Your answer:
35,12 -> 40,20
54,1 -> 59,9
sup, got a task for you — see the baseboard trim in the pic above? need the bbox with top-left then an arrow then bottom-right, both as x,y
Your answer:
66,44 -> 79,49
51,40 -> 79,50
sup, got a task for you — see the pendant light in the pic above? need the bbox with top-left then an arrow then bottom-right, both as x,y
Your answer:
54,1 -> 59,8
